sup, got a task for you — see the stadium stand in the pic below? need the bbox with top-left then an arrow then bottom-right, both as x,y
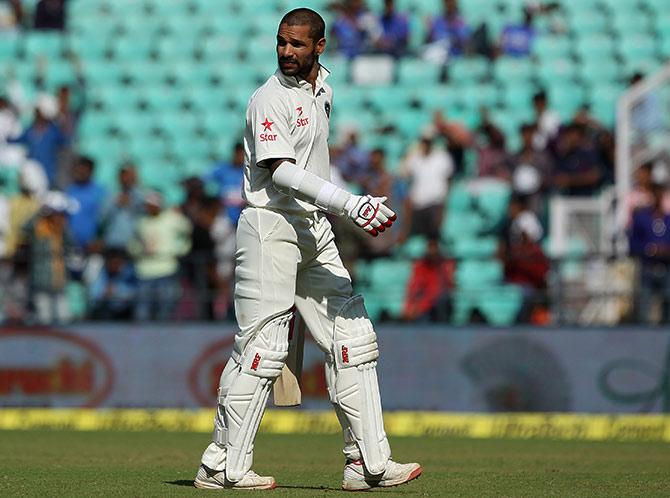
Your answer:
1,0 -> 669,326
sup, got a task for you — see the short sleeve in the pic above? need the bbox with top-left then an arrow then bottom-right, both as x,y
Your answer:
248,90 -> 296,166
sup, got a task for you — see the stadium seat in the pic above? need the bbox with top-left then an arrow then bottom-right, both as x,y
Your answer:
448,57 -> 489,84
456,259 -> 503,289
477,285 -> 523,326
153,37 -> 200,61
109,36 -> 154,62
618,35 -> 657,63
23,31 -> 66,60
532,35 -> 572,60
574,34 -> 616,61
442,211 -> 486,242
536,58 -> 578,86
578,59 -> 621,86
568,9 -> 608,35
459,83 -> 499,111
548,83 -> 587,120
492,57 -> 535,85
397,58 -> 443,85
451,236 -> 498,259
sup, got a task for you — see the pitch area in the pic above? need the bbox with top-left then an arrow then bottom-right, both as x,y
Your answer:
1,430 -> 668,497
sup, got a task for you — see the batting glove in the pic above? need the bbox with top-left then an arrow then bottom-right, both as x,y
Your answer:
345,194 -> 397,237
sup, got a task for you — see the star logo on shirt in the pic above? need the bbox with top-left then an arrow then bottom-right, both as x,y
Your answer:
261,118 -> 274,132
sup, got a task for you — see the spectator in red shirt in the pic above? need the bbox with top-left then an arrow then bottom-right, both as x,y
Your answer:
403,238 -> 455,321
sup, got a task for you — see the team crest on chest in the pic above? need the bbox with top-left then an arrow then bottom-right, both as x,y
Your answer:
324,101 -> 331,118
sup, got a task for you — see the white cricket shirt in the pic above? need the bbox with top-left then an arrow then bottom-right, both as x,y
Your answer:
243,65 -> 333,214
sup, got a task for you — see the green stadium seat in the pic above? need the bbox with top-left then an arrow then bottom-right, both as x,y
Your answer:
69,35 -> 110,62
458,83 -> 498,110
532,35 -> 572,60
395,235 -> 428,259
145,0 -> 191,18
80,60 -> 122,86
660,36 -> 670,58
414,84 -> 460,112
569,9 -> 608,35
536,58 -> 578,86
611,12 -> 652,37
474,182 -> 511,228
23,32 -> 66,60
447,182 -> 472,212
397,58 -> 443,85
109,36 -> 154,62
198,35 -> 241,62
448,57 -> 489,84
575,34 -> 616,60
451,236 -> 498,259
477,285 -> 523,326
548,83 -> 587,121
589,83 -> 624,127
92,85 -> 140,112
455,258 -> 503,290
646,0 -> 667,14
618,35 -> 657,62
622,57 -> 662,78
492,57 -> 535,85
442,211 -> 486,242
499,82 -> 536,115
367,86 -> 409,112
392,109 -> 432,139
578,59 -> 621,85
0,36 -> 20,60
153,37 -> 200,61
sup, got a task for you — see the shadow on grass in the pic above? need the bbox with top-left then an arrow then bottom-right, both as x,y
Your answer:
165,480 -> 194,487
164,480 -> 342,491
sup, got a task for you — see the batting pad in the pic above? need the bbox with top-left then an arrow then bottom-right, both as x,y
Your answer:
222,311 -> 291,482
332,295 -> 391,475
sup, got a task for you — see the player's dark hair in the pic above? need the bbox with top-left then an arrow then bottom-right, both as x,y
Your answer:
280,8 -> 325,42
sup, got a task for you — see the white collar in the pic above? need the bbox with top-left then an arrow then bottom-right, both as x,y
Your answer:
275,64 -> 330,94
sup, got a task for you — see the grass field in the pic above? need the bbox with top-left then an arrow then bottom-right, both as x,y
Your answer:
1,430 -> 669,497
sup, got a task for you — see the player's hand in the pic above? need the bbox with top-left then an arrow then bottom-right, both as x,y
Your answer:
344,194 -> 396,237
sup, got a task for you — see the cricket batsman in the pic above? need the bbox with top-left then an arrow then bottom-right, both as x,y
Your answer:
195,8 -> 422,491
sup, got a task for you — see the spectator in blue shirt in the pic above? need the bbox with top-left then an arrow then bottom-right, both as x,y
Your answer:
65,155 -> 107,251
204,142 -> 245,226
9,105 -> 71,187
100,162 -> 145,249
552,123 -> 602,197
375,0 -> 410,58
426,0 -> 470,57
88,248 -> 138,320
499,7 -> 536,58
629,183 -> 670,324
331,0 -> 380,58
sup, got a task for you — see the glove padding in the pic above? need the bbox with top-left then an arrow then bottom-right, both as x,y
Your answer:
345,194 -> 396,237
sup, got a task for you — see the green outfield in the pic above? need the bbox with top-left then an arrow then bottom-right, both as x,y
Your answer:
1,430 -> 669,497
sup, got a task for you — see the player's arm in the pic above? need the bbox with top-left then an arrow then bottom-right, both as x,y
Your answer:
264,158 -> 396,237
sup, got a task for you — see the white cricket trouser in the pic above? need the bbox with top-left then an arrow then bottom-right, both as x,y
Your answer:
201,206 -> 364,471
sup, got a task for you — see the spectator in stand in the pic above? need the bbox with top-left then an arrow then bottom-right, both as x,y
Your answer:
0,95 -> 23,166
531,90 -> 561,151
375,0 -> 410,58
334,128 -> 370,185
476,110 -> 510,179
629,181 -> 670,324
5,161 -> 47,259
500,195 -> 549,321
331,0 -> 381,58
204,142 -> 245,226
552,123 -> 603,197
358,148 -> 399,258
65,155 -> 106,251
426,0 -> 470,57
100,162 -> 145,250
8,96 -> 71,187
403,238 -> 455,321
180,176 -> 206,224
88,248 -> 137,320
510,123 -> 554,213
622,161 -> 670,230
24,191 -> 76,324
400,129 -> 454,238
0,0 -> 23,33
183,196 -> 224,321
34,0 -> 66,30
129,190 -> 191,321
498,6 -> 536,57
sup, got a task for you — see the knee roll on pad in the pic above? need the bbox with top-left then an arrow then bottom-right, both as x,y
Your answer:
223,311 -> 292,482
331,295 -> 390,475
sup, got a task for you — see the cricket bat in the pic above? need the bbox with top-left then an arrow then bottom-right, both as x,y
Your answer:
273,311 -> 305,406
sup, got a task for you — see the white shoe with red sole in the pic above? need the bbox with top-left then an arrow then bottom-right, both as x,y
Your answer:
342,458 -> 423,491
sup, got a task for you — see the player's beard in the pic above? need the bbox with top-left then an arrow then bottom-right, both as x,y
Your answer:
279,50 -> 318,80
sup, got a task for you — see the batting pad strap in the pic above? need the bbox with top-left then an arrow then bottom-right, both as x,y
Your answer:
240,347 -> 287,379
272,161 -> 351,215
334,333 -> 379,369
212,425 -> 227,445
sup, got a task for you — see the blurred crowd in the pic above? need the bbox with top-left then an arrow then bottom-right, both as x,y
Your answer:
0,0 -> 669,325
